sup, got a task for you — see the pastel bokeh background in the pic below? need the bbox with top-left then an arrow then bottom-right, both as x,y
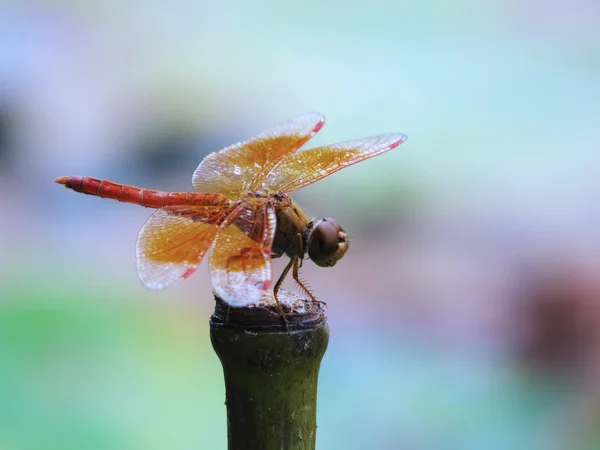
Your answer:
1,1 -> 599,449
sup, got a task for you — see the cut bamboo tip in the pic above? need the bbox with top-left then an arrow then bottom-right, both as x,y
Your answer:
210,290 -> 327,332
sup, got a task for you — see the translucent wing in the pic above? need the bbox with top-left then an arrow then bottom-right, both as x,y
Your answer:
136,204 -> 234,289
192,112 -> 325,199
263,133 -> 407,193
209,199 -> 276,307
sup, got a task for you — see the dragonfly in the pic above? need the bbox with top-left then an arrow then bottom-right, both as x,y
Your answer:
56,112 -> 407,312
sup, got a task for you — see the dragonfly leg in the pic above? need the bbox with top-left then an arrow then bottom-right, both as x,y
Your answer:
273,257 -> 294,329
273,257 -> 294,295
293,233 -> 326,306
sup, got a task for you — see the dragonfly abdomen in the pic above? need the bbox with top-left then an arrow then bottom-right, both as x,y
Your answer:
55,176 -> 229,208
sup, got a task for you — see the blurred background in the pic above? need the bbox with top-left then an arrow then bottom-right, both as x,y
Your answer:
1,0 -> 599,449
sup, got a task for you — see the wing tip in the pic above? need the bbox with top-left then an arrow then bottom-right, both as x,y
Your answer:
289,111 -> 326,135
312,117 -> 325,135
182,267 -> 197,279
140,279 -> 168,290
388,133 -> 408,149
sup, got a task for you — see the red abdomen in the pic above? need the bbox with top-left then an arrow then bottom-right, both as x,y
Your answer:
55,176 -> 230,208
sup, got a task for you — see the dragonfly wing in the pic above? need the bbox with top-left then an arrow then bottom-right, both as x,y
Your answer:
209,199 -> 276,307
263,133 -> 407,193
192,112 -> 325,199
136,205 -> 233,289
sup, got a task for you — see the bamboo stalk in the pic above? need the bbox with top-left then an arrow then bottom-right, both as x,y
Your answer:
210,290 -> 329,450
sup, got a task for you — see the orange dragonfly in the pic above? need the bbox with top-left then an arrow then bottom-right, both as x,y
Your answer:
56,113 -> 406,309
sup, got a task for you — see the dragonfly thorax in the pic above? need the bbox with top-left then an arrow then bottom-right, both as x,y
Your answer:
271,195 -> 310,260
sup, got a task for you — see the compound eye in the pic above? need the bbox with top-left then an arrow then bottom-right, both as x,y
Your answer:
308,218 -> 348,267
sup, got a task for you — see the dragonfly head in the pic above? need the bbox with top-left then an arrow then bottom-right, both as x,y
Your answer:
307,217 -> 349,267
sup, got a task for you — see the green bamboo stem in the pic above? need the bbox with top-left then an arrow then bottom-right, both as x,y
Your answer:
210,290 -> 329,450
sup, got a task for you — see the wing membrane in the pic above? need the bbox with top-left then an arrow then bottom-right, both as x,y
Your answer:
263,133 -> 407,193
192,112 -> 325,199
209,199 -> 276,306
136,204 -> 234,289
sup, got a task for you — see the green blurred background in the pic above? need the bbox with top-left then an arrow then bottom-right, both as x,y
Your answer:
1,0 -> 599,449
